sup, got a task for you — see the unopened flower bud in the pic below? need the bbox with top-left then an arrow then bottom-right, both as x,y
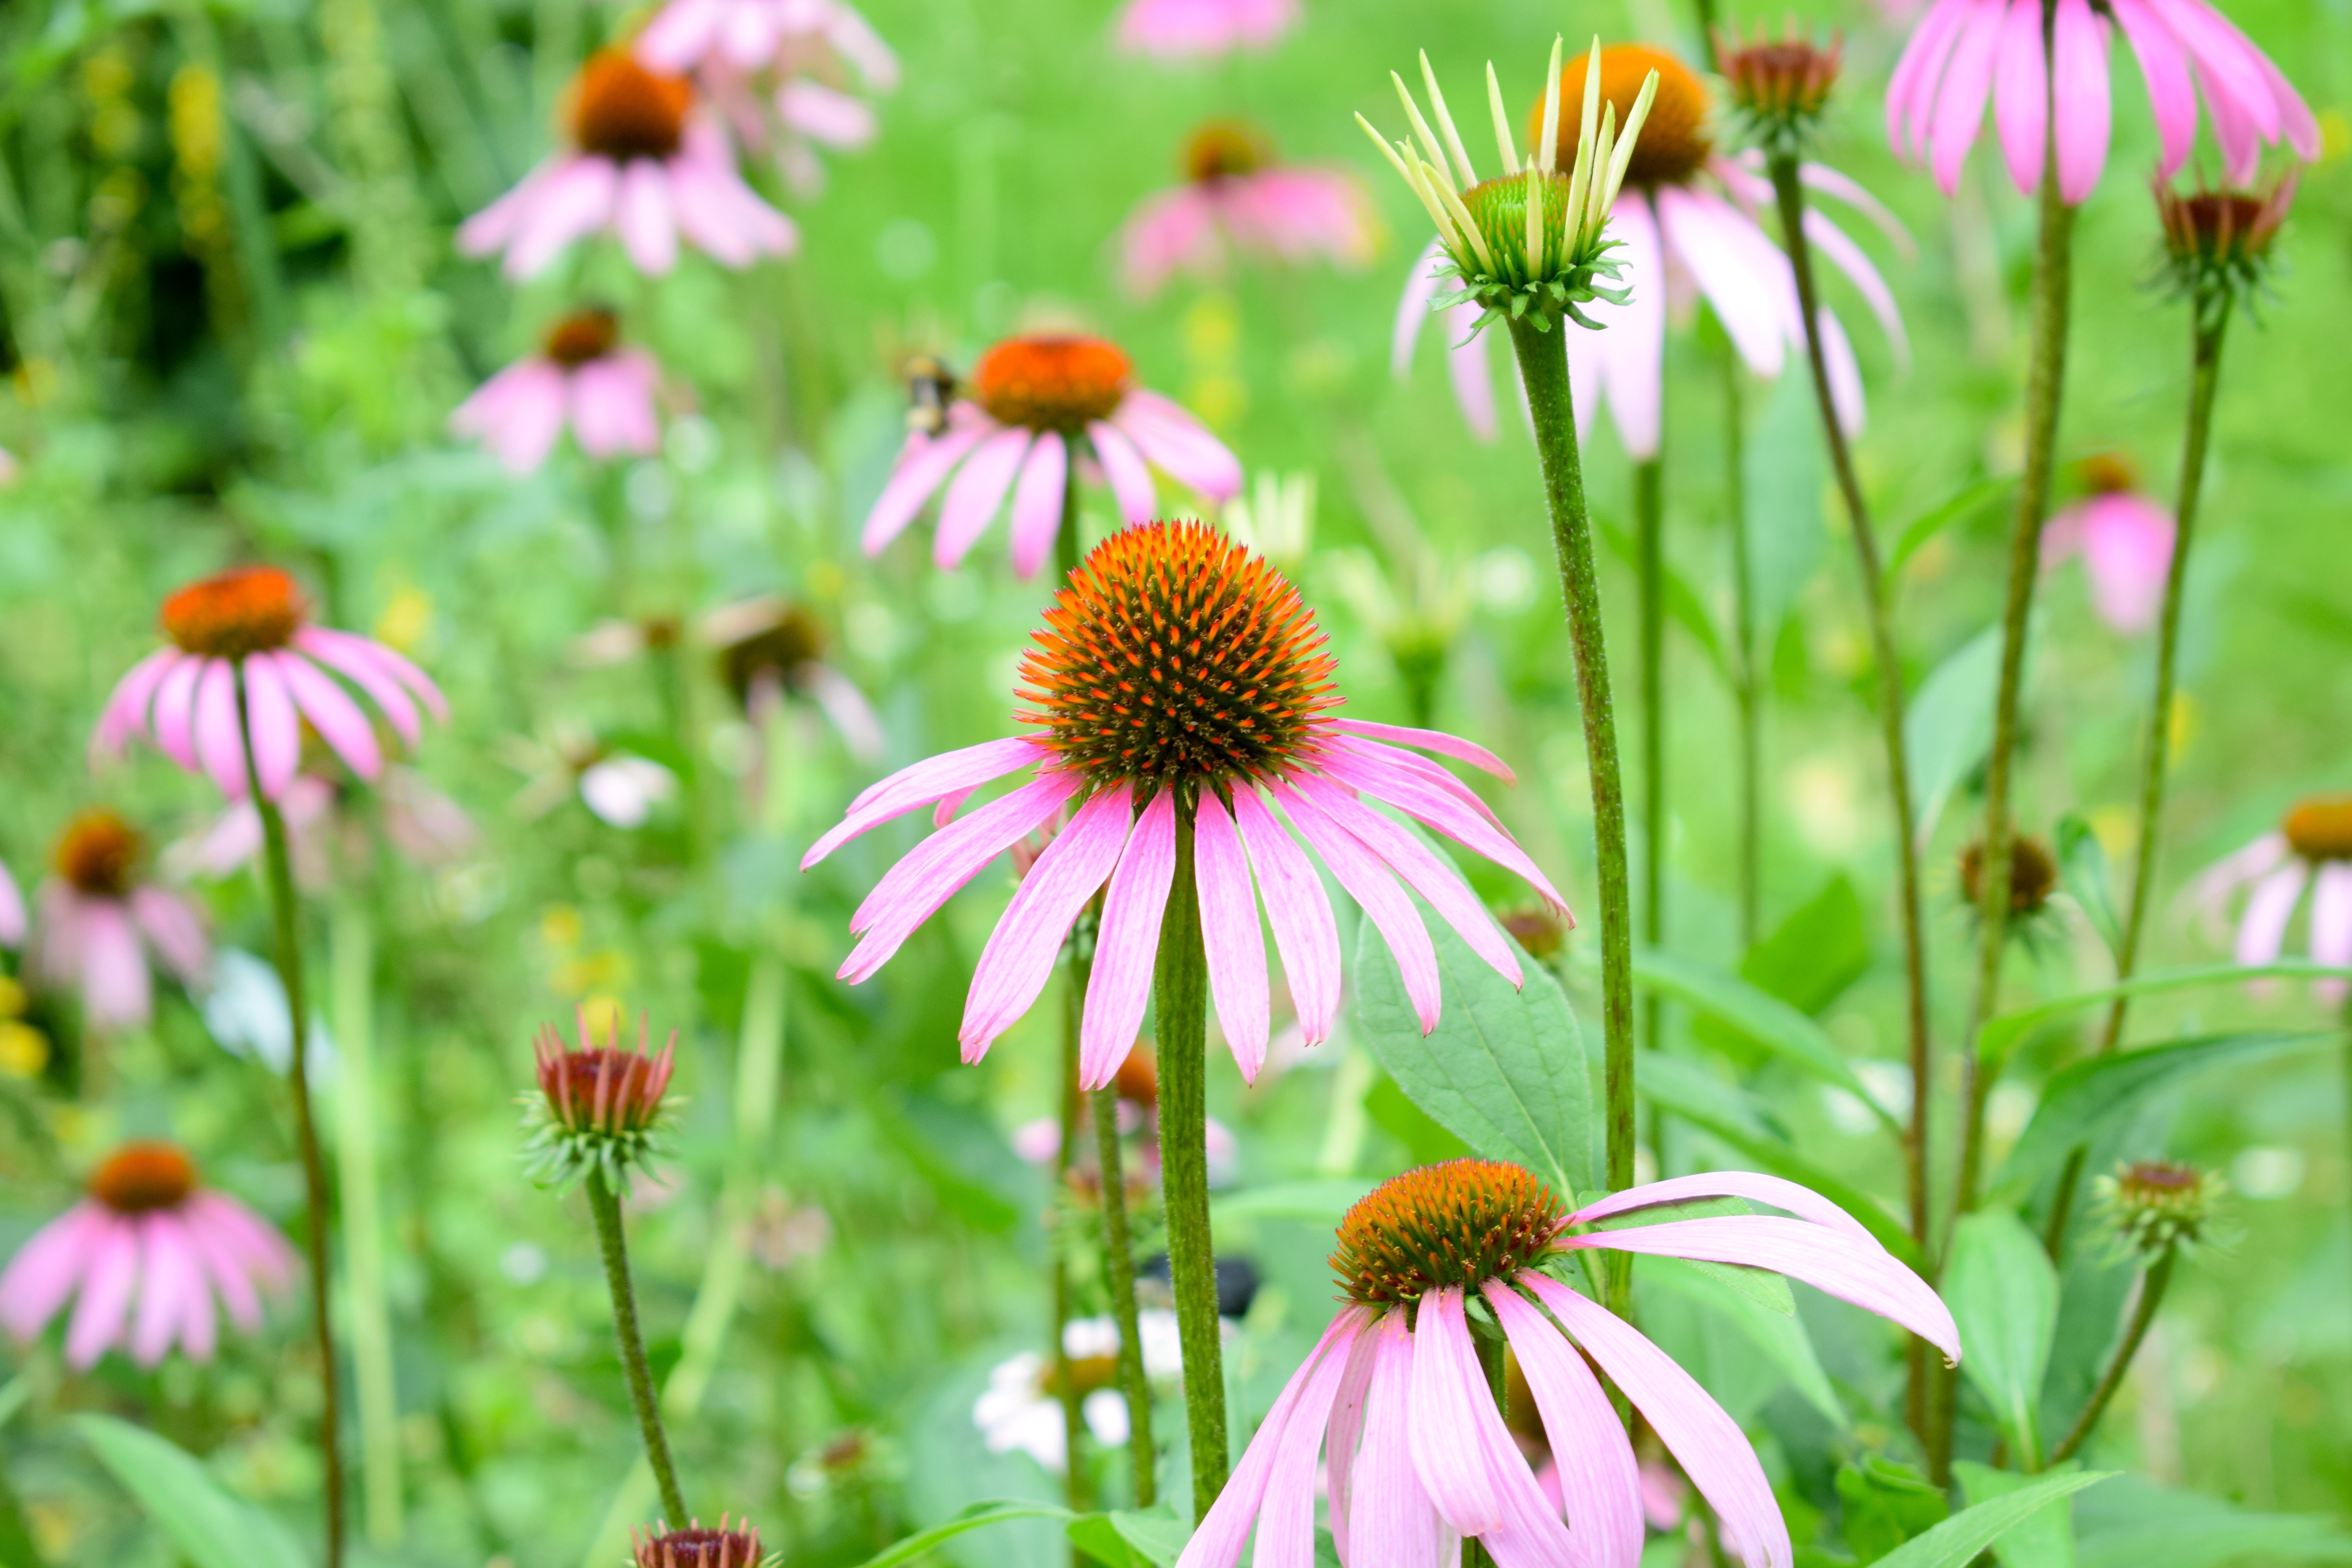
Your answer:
2155,170 -> 2295,322
631,1517 -> 766,1568
1959,833 -> 2057,918
523,1006 -> 677,1191
1501,906 -> 1568,959
2093,1159 -> 2221,1257
1715,26 -> 1842,154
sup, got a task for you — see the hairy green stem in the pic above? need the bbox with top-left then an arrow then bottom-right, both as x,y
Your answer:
2046,1245 -> 2176,1466
1091,1079 -> 1156,1507
1506,316 -> 1636,1317
1636,455 -> 1668,1131
330,899 -> 403,1544
1053,952 -> 1090,1521
1155,814 -> 1227,1516
1723,342 -> 1760,951
584,1171 -> 689,1523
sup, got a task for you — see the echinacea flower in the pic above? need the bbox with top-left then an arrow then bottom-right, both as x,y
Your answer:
451,307 -> 664,474
0,1140 -> 295,1369
523,1007 -> 679,1191
1115,0 -> 1296,58
457,49 -> 796,279
2092,1158 -> 2222,1257
637,0 -> 898,196
804,519 -> 1568,1087
34,810 -> 208,1029
708,596 -> 884,761
1886,0 -> 2316,203
2185,793 -> 2352,1002
1177,1162 -> 1959,1568
1122,121 -> 1377,298
2155,166 -> 2297,323
864,338 -> 1241,577
974,1309 -> 1185,1470
630,1518 -> 766,1568
169,768 -> 477,891
1392,45 -> 1908,451
2041,453 -> 2176,633
1958,830 -> 2057,917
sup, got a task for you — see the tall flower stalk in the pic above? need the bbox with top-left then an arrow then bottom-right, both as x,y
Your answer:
1635,455 -> 1666,1073
1359,38 -> 1657,1261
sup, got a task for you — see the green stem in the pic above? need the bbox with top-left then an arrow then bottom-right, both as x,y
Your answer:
238,678 -> 345,1568
1091,1080 -> 1156,1508
1155,812 -> 1226,1517
1057,445 -> 1084,581
584,1171 -> 689,1523
1723,343 -> 1760,951
1636,456 -> 1667,1151
2045,1245 -> 2175,1466
1506,315 -> 1635,1315
2047,303 -> 2231,1261
330,899 -> 402,1544
1053,950 -> 1090,1521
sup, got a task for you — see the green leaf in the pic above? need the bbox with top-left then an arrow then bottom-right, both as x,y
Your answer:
1838,1455 -> 1951,1561
1944,1210 -> 2060,1468
1887,474 -> 2012,580
852,1503 -> 1077,1568
1995,1029 -> 2340,1195
1744,367 -> 1826,632
1639,1254 -> 1845,1426
1905,622 -> 2004,840
1868,1472 -> 2114,1568
1621,948 -> 1898,1131
1363,1070 -> 1474,1165
1957,1461 -> 2081,1568
1353,913 -> 1595,1196
2073,1475 -> 2352,1568
75,1415 -> 305,1568
1067,1510 -> 1189,1568
1739,874 -> 1870,1013
2055,814 -> 2124,960
1977,967 -> 2352,1072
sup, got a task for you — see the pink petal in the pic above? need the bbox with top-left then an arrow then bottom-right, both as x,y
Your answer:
1122,186 -> 1222,298
1524,1274 -> 1791,1568
1992,0 -> 2049,195
958,783 -> 1132,1061
293,626 -> 446,720
1599,196 -> 1666,461
2236,862 -> 2307,966
1656,189 -> 1789,377
2078,493 -> 2175,632
505,156 -> 621,280
2309,863 -> 2352,1005
2182,831 -> 2290,944
2050,0 -> 2112,204
1112,394 -> 1242,501
1273,782 -> 1441,1034
801,664 -> 886,762
863,418 -> 993,555
1194,791 -> 1272,1082
1484,1282 -> 1642,1568
1929,0 -> 2009,195
0,860 -> 22,947
1799,163 -> 1916,258
1392,240 -> 1448,378
1887,0 -> 1975,157
570,353 -> 664,459
1804,209 -> 1909,368
452,359 -> 567,474
278,652 -> 385,780
777,79 -> 877,146
132,1213 -> 197,1366
1237,1312 -> 1364,1568
151,653 -> 205,771
194,658 -> 251,800
1315,741 -> 1566,914
635,0 -> 722,70
2109,0 -> 2199,174
2147,0 -> 2278,142
1005,430 -> 1069,579
1332,735 -> 1506,828
185,1191 -> 297,1294
0,1203 -> 109,1339
617,159 -> 681,275
131,887 -> 209,984
181,1198 -> 266,1331
1329,718 -> 1514,780
1080,787 -> 1179,1089
1446,305 -> 1500,443
77,900 -> 153,1027
1085,418 -> 1160,525
1569,1172 -> 1886,1247
240,655 -> 301,801
1349,1310 -> 1459,1568
1817,309 -> 1867,439
934,425 -> 1033,568
1229,786 -> 1344,1046
1323,1319 -> 1385,1565
1287,775 -> 1521,989
1406,1288 -> 1503,1535
63,1216 -> 140,1368
287,635 -> 420,747
92,646 -> 181,764
811,736 -> 1044,867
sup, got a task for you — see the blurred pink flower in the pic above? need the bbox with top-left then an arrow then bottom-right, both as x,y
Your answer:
1122,121 -> 1375,298
865,336 -> 1241,578
1887,0 -> 2316,203
0,858 -> 24,948
457,50 -> 795,279
1177,1169 -> 1958,1568
2185,794 -> 2352,1003
0,1141 -> 295,1369
638,0 -> 897,195
0,447 -> 16,485
170,769 -> 477,891
2041,456 -> 2176,633
92,565 -> 446,805
34,810 -> 207,1029
1398,50 -> 1909,453
452,307 -> 663,474
805,522 -> 1565,1087
705,597 -> 885,762
1116,0 -> 1297,58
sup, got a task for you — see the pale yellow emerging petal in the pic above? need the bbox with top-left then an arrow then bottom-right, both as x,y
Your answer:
1392,73 -> 1455,194
1484,63 -> 1519,174
1536,35 -> 1564,177
1601,70 -> 1662,215
1419,51 -> 1478,188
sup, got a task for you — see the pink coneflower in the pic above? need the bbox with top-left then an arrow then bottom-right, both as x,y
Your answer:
452,307 -> 664,475
34,811 -> 208,1029
864,337 -> 1241,577
630,1519 -> 766,1568
0,1140 -> 295,1368
1177,1162 -> 1959,1568
2187,794 -> 2352,1002
1122,121 -> 1377,298
1396,47 -> 1908,451
2041,453 -> 2176,633
170,768 -> 477,891
92,565 -> 447,804
457,50 -> 796,279
1115,0 -> 1296,58
1886,0 -> 2316,202
804,520 -> 1567,1087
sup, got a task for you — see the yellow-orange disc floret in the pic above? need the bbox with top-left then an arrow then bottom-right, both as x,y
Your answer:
1330,1159 -> 1566,1306
973,336 -> 1134,432
569,50 -> 693,162
2285,794 -> 2352,862
543,307 -> 621,367
162,564 -> 307,658
1018,520 -> 1338,797
54,809 -> 142,898
91,1141 -> 198,1214
1184,120 -> 1268,183
1534,45 -> 1712,188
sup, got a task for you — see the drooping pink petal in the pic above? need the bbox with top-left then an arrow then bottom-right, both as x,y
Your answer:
813,736 -> 1043,866
1930,0 -> 2010,193
453,359 -> 568,473
1654,189 -> 1786,377
1273,782 -> 1441,1034
1568,1171 -> 1886,1248
287,635 -> 419,748
2075,493 -> 2176,632
1116,0 -> 1299,58
635,0 -> 723,70
1005,429 -> 1069,579
132,1213 -> 198,1366
278,652 -> 385,780
63,1216 -> 141,1368
130,888 -> 208,984
1193,791 -> 1272,1082
863,417 -> 995,555
1446,305 -> 1501,444
151,653 -> 205,771
1114,389 -> 1243,499
800,664 -> 886,762
1085,419 -> 1160,524
2309,863 -> 2352,1005
934,425 -> 1034,568
618,159 -> 683,274
292,626 -> 446,720
1122,186 -> 1223,298
1392,240 -> 1448,379
2235,862 -> 2308,966
2195,58 -> 2263,183
2049,0 -> 2112,204
1331,735 -> 1506,828
0,1203 -> 109,1339
2147,0 -> 2279,142
2108,0 -> 2199,174
1407,1287 -> 1504,1536
1288,775 -> 1522,989
1886,0 -> 1975,158
777,79 -> 877,147
1349,1309 -> 1459,1568
239,655 -> 302,802
180,1197 -> 265,1331
194,657 -> 251,800
570,353 -> 664,459
2181,831 -> 2290,944
1816,308 -> 1866,439
1229,786 -> 1344,1045
1992,0 -> 2049,194
1238,1313 -> 1364,1568
0,859 -> 22,948
92,646 -> 182,764
1597,195 -> 1666,461
1804,209 -> 1909,369
958,783 -> 1132,1061
1484,1282 -> 1643,1568
505,156 -> 623,280
1080,787 -> 1179,1088
1324,1317 -> 1386,1566
1798,163 -> 1915,258
1315,742 -> 1566,915
1329,719 -> 1514,780
185,1191 -> 296,1294
1558,1216 -> 1961,1361
1524,1274 -> 1792,1568
76,900 -> 153,1027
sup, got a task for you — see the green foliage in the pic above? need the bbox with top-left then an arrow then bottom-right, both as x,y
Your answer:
1945,1210 -> 2061,1469
76,1416 -> 306,1568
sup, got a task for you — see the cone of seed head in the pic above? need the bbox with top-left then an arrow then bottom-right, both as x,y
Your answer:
1358,37 -> 1659,335
1715,25 -> 1841,158
2093,1160 -> 2223,1259
631,1517 -> 769,1568
2155,168 -> 2296,325
523,1008 -> 678,1192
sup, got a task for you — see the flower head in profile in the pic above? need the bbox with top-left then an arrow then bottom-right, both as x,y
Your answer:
2156,167 -> 2297,325
864,338 -> 1240,577
1959,831 -> 2058,917
2041,453 -> 2176,634
2093,1158 -> 2223,1259
0,1140 -> 296,1368
523,1007 -> 679,1192
34,810 -> 208,1029
1886,0 -> 2315,204
974,1309 -> 1185,1471
1116,0 -> 1296,59
805,520 -> 1567,1087
457,50 -> 796,279
452,307 -> 665,475
1715,25 -> 1842,158
707,596 -> 884,761
630,1518 -> 770,1568
93,564 -> 447,804
1177,1165 -> 1958,1568
2185,793 -> 2352,1002
1122,121 -> 1377,299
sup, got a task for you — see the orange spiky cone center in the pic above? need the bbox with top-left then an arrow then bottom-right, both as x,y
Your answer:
972,335 -> 1133,431
570,51 -> 693,162
54,809 -> 142,898
1183,120 -> 1267,183
2285,794 -> 2352,861
1330,1159 -> 1565,1306
1535,45 -> 1711,187
91,1141 -> 198,1213
1018,519 -> 1338,796
161,564 -> 307,657
544,307 -> 621,366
